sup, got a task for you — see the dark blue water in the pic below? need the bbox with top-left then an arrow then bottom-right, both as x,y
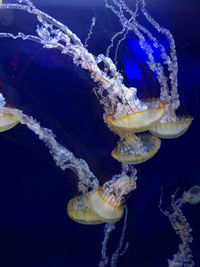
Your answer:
0,1 -> 200,266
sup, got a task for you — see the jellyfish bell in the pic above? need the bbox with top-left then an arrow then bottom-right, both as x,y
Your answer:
67,173 -> 136,225
0,86 -> 19,132
67,188 -> 124,225
105,98 -> 164,164
150,114 -> 193,139
0,112 -> 19,132
105,98 -> 166,136
0,92 -> 19,132
67,193 -> 105,225
87,188 -> 124,223
111,133 -> 161,164
184,185 -> 200,205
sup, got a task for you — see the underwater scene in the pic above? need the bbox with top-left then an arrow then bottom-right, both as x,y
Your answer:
0,0 -> 200,266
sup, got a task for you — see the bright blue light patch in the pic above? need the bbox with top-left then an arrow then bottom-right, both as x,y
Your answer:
124,58 -> 141,79
127,39 -> 147,61
123,37 -> 170,80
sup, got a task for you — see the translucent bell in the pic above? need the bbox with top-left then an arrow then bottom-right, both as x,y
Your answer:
111,133 -> 161,164
150,116 -> 193,139
105,99 -> 166,135
0,113 -> 19,132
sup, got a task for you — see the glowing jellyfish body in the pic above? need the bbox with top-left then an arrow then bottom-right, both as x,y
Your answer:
67,174 -> 136,225
67,189 -> 124,224
67,193 -> 105,225
105,99 -> 166,135
111,133 -> 161,164
0,113 -> 19,132
184,186 -> 200,205
150,115 -> 193,139
105,99 -> 164,164
88,189 -> 124,222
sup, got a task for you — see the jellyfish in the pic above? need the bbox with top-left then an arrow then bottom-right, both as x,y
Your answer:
111,133 -> 161,165
0,93 -> 19,132
104,0 -> 193,139
0,111 -> 19,132
137,0 -> 194,139
104,96 -> 166,135
0,1 -> 166,165
67,166 -> 137,224
104,95 -> 165,164
150,116 -> 193,139
184,185 -> 200,205
67,193 -> 105,225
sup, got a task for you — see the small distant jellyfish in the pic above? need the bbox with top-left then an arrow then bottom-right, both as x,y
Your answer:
67,173 -> 136,224
184,185 -> 200,205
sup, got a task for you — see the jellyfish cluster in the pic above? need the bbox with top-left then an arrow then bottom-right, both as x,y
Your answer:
68,170 -> 136,224
0,0 -> 198,266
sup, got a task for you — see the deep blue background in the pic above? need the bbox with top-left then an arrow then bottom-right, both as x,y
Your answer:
0,0 -> 200,266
